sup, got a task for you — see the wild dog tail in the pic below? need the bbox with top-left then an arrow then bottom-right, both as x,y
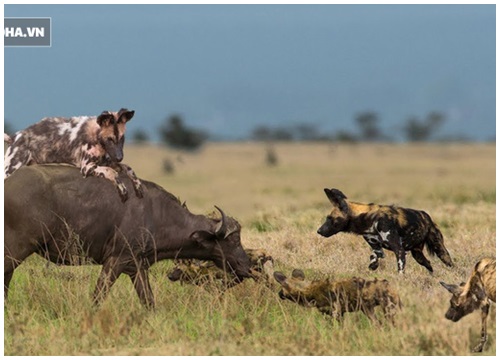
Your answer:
424,215 -> 454,267
4,133 -> 13,144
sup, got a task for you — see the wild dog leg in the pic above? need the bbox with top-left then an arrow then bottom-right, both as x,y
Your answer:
81,159 -> 128,201
117,163 -> 144,198
363,235 -> 385,270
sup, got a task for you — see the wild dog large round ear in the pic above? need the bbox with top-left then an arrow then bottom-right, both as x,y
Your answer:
117,108 -> 135,123
439,281 -> 462,295
273,271 -> 287,285
97,111 -> 113,126
291,269 -> 305,280
324,188 -> 349,213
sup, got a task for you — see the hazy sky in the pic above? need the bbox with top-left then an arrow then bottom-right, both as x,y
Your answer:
4,4 -> 496,141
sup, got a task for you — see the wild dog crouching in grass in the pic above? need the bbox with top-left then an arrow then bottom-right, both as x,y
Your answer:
4,108 -> 142,201
168,248 -> 275,290
317,188 -> 454,273
273,269 -> 401,325
440,257 -> 496,352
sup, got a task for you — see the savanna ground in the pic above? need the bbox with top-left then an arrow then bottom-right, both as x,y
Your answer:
4,142 -> 496,355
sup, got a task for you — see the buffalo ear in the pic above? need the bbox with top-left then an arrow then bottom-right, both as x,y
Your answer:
97,111 -> 114,127
189,230 -> 216,248
324,188 -> 349,214
439,281 -> 462,296
274,271 -> 287,285
117,108 -> 135,123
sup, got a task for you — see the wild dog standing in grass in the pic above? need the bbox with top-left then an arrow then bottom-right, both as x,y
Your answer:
273,269 -> 401,325
317,188 -> 453,273
4,108 -> 142,201
440,257 -> 496,352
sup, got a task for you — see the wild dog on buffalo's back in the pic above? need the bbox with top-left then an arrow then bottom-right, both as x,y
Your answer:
4,108 -> 142,201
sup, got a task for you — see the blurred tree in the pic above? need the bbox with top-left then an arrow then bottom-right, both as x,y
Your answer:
333,130 -> 358,143
252,125 -> 293,141
355,112 -> 381,141
273,127 -> 294,141
131,129 -> 150,143
159,114 -> 208,151
403,112 -> 445,142
295,123 -> 320,141
252,126 -> 272,141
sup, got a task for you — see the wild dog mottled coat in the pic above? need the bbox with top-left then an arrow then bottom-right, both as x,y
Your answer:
168,248 -> 275,289
273,269 -> 401,324
4,108 -> 142,201
440,257 -> 496,352
317,188 -> 454,273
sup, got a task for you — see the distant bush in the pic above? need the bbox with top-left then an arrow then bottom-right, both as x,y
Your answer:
403,112 -> 445,142
159,114 -> 208,151
131,129 -> 150,143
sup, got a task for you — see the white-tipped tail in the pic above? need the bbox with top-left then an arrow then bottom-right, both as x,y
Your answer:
4,133 -> 13,144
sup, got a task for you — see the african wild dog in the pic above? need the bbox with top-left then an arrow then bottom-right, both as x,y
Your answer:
317,188 -> 453,273
273,269 -> 401,324
168,248 -> 275,289
4,108 -> 142,201
440,257 -> 496,352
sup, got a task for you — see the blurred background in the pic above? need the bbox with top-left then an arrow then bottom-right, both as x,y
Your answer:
4,5 -> 496,144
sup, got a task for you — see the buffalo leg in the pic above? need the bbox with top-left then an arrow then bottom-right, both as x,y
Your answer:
129,269 -> 155,308
4,270 -> 13,300
410,248 -> 433,272
472,302 -> 490,352
93,259 -> 123,306
4,232 -> 37,300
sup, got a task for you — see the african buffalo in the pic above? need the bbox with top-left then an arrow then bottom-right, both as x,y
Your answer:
4,164 -> 251,308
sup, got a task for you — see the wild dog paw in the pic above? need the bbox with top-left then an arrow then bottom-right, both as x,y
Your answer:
368,261 -> 379,271
472,343 -> 485,353
134,182 -> 144,198
117,183 -> 129,202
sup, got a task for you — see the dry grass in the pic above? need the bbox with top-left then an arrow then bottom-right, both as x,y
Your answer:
4,142 -> 496,355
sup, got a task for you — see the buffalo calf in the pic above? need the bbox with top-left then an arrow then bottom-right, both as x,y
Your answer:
440,257 -> 496,352
317,188 -> 454,273
273,269 -> 401,324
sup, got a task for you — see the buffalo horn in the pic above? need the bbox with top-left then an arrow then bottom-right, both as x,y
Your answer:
214,206 -> 228,238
